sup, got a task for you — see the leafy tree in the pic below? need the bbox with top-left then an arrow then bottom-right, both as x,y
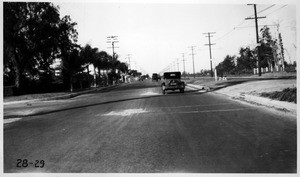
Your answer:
224,55 -> 236,74
117,62 -> 129,74
260,26 -> 277,70
58,15 -> 78,52
4,2 -> 62,94
129,70 -> 139,77
58,15 -> 80,91
216,55 -> 236,76
236,47 -> 256,74
216,63 -> 224,76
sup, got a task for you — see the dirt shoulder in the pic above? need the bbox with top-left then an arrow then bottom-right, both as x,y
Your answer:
185,75 -> 296,115
214,79 -> 296,97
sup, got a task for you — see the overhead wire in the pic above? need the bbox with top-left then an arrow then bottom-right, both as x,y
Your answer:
213,20 -> 247,42
162,4 -> 289,72
256,4 -> 276,15
265,5 -> 288,16
212,4 -> 288,43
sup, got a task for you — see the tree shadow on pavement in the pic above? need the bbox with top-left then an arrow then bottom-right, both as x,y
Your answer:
4,90 -> 204,119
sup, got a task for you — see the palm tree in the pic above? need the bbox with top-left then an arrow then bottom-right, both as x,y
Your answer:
94,51 -> 109,86
117,62 -> 129,74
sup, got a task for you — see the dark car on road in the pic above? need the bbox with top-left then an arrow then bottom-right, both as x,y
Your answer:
161,72 -> 185,94
152,73 -> 159,81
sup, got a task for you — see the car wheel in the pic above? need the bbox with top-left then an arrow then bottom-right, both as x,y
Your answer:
180,89 -> 184,93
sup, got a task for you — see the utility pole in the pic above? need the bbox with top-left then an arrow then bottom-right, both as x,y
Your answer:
176,58 -> 179,71
107,36 -> 119,60
126,54 -> 132,70
203,32 -> 216,77
171,62 -> 175,71
189,46 -> 196,78
106,36 -> 119,85
173,62 -> 176,71
245,4 -> 266,76
278,33 -> 285,71
132,61 -> 137,70
181,53 -> 186,78
276,23 -> 285,71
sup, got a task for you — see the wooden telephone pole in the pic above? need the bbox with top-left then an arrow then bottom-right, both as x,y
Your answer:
245,4 -> 266,76
203,32 -> 216,77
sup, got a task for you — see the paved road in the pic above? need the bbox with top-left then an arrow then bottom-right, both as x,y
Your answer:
4,80 -> 296,173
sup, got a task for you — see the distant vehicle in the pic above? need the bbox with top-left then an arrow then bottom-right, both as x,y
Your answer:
161,72 -> 185,94
152,73 -> 159,81
157,75 -> 161,80
139,75 -> 147,81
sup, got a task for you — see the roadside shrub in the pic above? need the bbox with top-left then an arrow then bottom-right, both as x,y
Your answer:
260,87 -> 297,103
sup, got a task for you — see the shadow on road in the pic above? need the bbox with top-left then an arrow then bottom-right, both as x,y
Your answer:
164,89 -> 199,95
4,90 -> 204,119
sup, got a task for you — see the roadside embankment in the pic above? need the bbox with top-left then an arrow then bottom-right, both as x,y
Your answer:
185,75 -> 296,115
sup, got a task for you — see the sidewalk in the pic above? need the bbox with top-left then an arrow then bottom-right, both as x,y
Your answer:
187,78 -> 297,115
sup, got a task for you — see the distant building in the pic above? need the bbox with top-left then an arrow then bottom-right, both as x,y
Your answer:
51,59 -> 62,76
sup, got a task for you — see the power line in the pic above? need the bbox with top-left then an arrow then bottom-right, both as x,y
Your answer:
213,20 -> 247,42
213,20 -> 257,43
265,5 -> 288,16
234,24 -> 277,29
247,4 -> 275,19
213,4 -> 284,43
257,4 -> 276,15
213,29 -> 234,42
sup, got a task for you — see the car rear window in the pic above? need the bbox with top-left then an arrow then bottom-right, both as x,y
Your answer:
163,72 -> 181,79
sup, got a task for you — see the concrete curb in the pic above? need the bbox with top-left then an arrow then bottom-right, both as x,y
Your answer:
41,84 -> 126,101
186,84 -> 210,91
3,89 -> 97,105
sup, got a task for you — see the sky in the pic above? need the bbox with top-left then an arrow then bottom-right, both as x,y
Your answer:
55,0 -> 298,75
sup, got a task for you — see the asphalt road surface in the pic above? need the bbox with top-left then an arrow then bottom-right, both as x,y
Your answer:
4,80 -> 296,173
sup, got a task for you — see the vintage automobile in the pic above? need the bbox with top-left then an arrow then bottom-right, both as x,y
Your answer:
152,73 -> 159,81
161,72 -> 185,94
